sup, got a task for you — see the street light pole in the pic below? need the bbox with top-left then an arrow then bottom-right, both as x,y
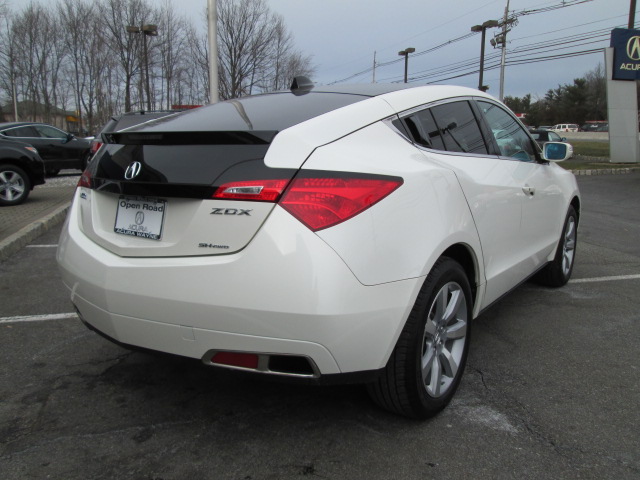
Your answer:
471,20 -> 499,91
499,0 -> 510,101
208,0 -> 219,103
398,47 -> 415,83
126,24 -> 158,111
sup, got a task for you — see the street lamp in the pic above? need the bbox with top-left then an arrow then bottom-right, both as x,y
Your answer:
126,23 -> 158,111
398,47 -> 415,84
470,20 -> 499,91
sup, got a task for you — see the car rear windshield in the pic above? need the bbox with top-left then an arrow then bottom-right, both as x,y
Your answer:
119,92 -> 370,134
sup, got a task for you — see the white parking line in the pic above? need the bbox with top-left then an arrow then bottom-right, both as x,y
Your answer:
569,274 -> 640,284
0,313 -> 78,324
26,245 -> 58,248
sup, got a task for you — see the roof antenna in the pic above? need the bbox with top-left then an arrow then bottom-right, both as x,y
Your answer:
290,76 -> 314,95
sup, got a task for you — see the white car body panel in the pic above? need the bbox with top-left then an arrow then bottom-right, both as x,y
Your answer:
308,121 -> 483,288
59,193 -> 423,373
78,188 -> 277,257
264,97 -> 396,169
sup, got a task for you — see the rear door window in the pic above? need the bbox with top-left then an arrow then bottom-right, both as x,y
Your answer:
430,101 -> 488,154
2,126 -> 40,138
401,109 -> 445,150
33,125 -> 68,139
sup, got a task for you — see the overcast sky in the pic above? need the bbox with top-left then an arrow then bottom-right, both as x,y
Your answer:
189,0 -> 633,98
9,0 -> 636,99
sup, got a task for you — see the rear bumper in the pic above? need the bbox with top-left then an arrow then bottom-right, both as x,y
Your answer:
57,198 -> 423,376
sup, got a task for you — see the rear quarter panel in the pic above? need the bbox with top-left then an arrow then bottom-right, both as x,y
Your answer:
304,121 -> 484,289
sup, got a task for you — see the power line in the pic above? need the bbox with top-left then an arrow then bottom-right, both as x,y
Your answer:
326,0 -> 613,86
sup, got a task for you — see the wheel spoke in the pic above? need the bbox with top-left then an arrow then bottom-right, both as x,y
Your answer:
423,318 -> 437,337
429,355 -> 442,397
433,287 -> 447,323
446,320 -> 467,339
421,346 -> 436,384
442,287 -> 463,324
440,348 -> 459,379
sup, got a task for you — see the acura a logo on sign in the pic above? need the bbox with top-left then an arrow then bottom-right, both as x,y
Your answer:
611,28 -> 640,80
627,36 -> 640,61
124,161 -> 142,180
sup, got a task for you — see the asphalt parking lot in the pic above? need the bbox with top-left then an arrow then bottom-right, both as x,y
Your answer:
1,172 -> 639,479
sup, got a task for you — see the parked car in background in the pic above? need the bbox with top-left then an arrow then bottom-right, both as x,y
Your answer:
88,110 -> 188,163
580,122 -> 609,132
551,123 -> 579,133
530,129 -> 573,157
0,137 -> 46,206
0,122 -> 91,176
58,81 -> 579,419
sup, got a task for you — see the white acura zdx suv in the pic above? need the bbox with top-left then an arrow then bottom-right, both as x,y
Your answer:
57,80 -> 579,418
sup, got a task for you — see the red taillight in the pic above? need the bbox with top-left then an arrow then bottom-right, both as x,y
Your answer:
279,176 -> 403,231
211,351 -> 259,369
213,179 -> 290,202
90,140 -> 103,155
77,168 -> 92,188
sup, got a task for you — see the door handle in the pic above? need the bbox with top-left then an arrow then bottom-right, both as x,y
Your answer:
522,185 -> 535,196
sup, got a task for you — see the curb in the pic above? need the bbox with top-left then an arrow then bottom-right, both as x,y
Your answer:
0,203 -> 71,262
568,167 -> 640,176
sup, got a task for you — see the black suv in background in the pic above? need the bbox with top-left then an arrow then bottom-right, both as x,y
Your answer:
0,122 -> 91,176
0,137 -> 46,206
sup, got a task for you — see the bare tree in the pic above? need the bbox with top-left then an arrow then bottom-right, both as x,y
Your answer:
101,0 -> 151,111
0,0 -> 314,129
214,0 -> 314,99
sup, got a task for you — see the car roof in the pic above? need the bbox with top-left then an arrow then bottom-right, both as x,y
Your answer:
124,84 -> 492,135
0,122 -> 55,129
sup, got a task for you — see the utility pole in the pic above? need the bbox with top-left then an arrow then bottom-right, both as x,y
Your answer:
372,51 -> 377,83
630,0 -> 637,28
471,20 -> 499,91
398,47 -> 415,83
499,0 -> 510,101
208,0 -> 219,103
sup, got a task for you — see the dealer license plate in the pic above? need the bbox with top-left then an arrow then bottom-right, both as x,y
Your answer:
114,196 -> 166,240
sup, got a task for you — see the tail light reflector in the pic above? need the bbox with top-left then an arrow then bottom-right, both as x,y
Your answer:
213,179 -> 289,202
211,351 -> 259,369
77,168 -> 92,188
90,140 -> 103,155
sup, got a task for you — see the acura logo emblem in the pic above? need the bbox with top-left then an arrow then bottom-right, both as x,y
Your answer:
124,161 -> 142,180
627,36 -> 640,61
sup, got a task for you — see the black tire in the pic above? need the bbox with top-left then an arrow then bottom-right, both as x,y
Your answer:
0,164 -> 31,206
534,206 -> 577,287
367,256 -> 472,419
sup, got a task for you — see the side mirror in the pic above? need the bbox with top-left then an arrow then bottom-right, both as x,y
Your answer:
542,142 -> 573,162
64,133 -> 74,144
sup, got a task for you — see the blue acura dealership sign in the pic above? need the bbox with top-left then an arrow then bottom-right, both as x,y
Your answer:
611,28 -> 640,80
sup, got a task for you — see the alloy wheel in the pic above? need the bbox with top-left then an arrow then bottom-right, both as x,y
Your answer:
562,216 -> 576,277
421,281 -> 468,398
0,170 -> 26,202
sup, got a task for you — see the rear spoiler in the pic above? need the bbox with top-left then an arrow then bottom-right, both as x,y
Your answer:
102,130 -> 278,146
